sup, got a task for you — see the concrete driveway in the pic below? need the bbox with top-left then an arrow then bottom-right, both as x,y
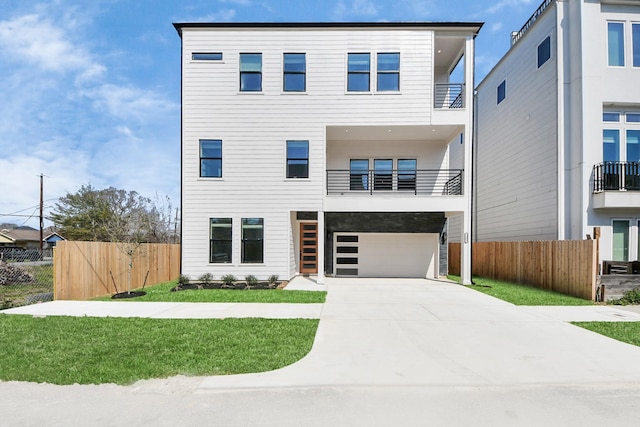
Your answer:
4,278 -> 640,426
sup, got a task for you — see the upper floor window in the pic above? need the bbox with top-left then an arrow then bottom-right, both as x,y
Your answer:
347,53 -> 370,92
377,53 -> 400,91
284,53 -> 306,92
633,23 -> 640,67
608,22 -> 625,67
240,53 -> 262,92
497,80 -> 506,104
537,36 -> 551,68
200,139 -> 222,178
602,111 -> 640,162
210,218 -> 232,263
604,112 -> 621,122
192,52 -> 223,61
286,140 -> 309,178
241,218 -> 264,263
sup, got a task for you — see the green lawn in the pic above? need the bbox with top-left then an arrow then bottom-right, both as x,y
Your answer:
92,280 -> 326,304
0,315 -> 318,385
574,322 -> 640,347
449,275 -> 593,306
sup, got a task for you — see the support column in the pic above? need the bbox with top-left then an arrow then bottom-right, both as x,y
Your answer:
317,211 -> 325,284
461,34 -> 475,285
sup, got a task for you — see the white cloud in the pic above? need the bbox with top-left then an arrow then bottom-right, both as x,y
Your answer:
400,0 -> 435,18
84,84 -> 179,122
333,0 -> 379,20
484,0 -> 534,15
197,9 -> 237,22
218,0 -> 251,5
491,22 -> 503,32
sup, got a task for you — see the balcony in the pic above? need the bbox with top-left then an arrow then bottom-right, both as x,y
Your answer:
592,162 -> 640,209
327,169 -> 463,196
434,83 -> 465,109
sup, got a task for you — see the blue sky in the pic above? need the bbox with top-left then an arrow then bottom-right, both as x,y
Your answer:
0,0 -> 539,228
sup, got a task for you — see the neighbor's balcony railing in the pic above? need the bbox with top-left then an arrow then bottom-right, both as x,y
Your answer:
593,162 -> 640,192
434,83 -> 465,109
326,169 -> 463,196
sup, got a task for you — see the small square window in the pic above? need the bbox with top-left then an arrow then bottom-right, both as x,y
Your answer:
537,36 -> 551,68
497,80 -> 506,104
192,52 -> 223,61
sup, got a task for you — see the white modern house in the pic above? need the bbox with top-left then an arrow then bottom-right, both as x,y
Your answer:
474,0 -> 640,264
173,22 -> 482,284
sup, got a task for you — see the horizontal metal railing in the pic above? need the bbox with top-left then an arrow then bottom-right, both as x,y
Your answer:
326,169 -> 464,196
434,83 -> 465,109
593,162 -> 640,192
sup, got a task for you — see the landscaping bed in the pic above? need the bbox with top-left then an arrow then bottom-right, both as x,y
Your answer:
171,280 -> 287,292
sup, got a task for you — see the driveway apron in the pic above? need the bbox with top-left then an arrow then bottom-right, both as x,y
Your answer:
199,277 -> 640,390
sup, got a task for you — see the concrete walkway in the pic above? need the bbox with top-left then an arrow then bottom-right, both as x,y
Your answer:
4,277 -> 640,426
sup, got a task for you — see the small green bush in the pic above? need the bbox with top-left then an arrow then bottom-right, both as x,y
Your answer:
177,274 -> 190,285
609,287 -> 640,305
245,274 -> 259,287
198,273 -> 214,284
221,274 -> 237,287
268,274 -> 279,288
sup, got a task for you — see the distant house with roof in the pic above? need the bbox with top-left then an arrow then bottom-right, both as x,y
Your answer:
0,226 -> 65,249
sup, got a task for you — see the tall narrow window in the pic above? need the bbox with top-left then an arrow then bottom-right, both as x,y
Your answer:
284,53 -> 306,92
200,139 -> 222,177
497,80 -> 506,104
397,159 -> 417,191
350,159 -> 369,190
633,23 -> 640,67
628,130 -> 640,162
537,36 -> 551,68
608,22 -> 625,67
613,220 -> 630,261
377,53 -> 400,91
348,53 -> 370,92
210,218 -> 232,263
242,218 -> 264,263
603,129 -> 620,162
240,53 -> 262,91
373,159 -> 393,190
286,140 -> 309,178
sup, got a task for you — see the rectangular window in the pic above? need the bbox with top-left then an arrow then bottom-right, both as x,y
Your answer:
210,218 -> 232,263
603,130 -> 620,162
603,112 -> 621,122
200,139 -> 222,177
608,22 -> 625,66
373,159 -> 393,190
348,53 -> 370,92
350,159 -> 369,190
613,220 -> 630,261
397,159 -> 417,191
537,36 -> 551,68
627,113 -> 640,123
241,218 -> 264,263
283,53 -> 306,92
497,80 -> 506,104
286,140 -> 309,178
628,130 -> 640,162
192,52 -> 223,61
240,53 -> 262,92
633,23 -> 640,67
377,53 -> 400,91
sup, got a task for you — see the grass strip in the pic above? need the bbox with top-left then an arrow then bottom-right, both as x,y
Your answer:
93,280 -> 326,304
573,322 -> 640,347
449,275 -> 593,306
0,315 -> 318,385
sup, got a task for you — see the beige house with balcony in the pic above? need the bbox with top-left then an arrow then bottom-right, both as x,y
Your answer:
174,22 -> 481,283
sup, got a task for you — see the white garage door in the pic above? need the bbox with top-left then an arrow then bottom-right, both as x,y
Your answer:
334,233 -> 438,278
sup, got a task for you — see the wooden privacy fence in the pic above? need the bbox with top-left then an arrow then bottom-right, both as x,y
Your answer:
449,240 -> 597,300
54,241 -> 181,300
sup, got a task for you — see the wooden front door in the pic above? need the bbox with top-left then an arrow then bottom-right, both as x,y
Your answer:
300,222 -> 318,274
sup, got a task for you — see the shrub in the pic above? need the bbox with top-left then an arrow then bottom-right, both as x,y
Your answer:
177,274 -> 190,285
198,273 -> 214,284
609,287 -> 640,305
268,274 -> 279,288
245,275 -> 259,288
221,274 -> 237,287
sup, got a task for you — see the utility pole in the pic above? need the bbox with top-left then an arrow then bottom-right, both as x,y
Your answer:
39,173 -> 44,251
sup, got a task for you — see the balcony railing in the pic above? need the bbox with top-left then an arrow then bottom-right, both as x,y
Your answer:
593,162 -> 640,192
326,169 -> 464,196
434,83 -> 465,109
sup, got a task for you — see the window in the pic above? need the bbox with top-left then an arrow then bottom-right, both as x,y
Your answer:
210,218 -> 232,263
350,159 -> 369,190
633,23 -> 640,67
242,218 -> 264,263
604,112 -> 621,122
397,159 -> 417,191
613,220 -> 630,261
537,36 -> 551,68
377,53 -> 400,91
373,159 -> 393,190
603,129 -> 620,162
200,140 -> 222,177
240,53 -> 262,92
286,140 -> 309,178
284,53 -> 306,92
347,53 -> 370,92
608,22 -> 625,66
192,52 -> 223,61
497,80 -> 506,104
628,113 -> 640,123
628,130 -> 640,162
